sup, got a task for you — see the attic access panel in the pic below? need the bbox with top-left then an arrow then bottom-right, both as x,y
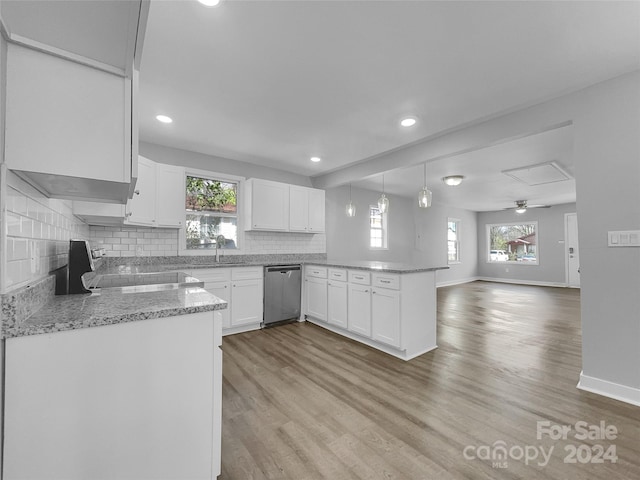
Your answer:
502,162 -> 572,186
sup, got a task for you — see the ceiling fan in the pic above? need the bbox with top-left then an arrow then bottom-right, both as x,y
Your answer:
504,200 -> 551,214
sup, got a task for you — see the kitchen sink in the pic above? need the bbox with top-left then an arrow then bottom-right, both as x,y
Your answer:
86,272 -> 204,294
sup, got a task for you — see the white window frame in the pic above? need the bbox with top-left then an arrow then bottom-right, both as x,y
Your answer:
369,205 -> 388,250
486,221 -> 539,265
447,218 -> 461,264
179,168 -> 245,256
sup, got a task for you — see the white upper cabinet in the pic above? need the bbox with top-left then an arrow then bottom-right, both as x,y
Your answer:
244,179 -> 290,231
2,1 -> 148,204
127,157 -> 157,226
5,45 -> 133,203
155,163 -> 185,228
289,186 -> 325,233
307,188 -> 325,233
289,186 -> 310,232
74,157 -> 184,228
246,179 -> 325,233
127,157 -> 184,228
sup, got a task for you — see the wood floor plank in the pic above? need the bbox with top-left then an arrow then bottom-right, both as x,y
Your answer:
220,281 -> 640,479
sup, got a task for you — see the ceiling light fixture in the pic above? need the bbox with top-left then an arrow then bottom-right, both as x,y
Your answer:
377,175 -> 389,213
345,184 -> 356,217
442,175 -> 464,186
418,163 -> 432,208
155,114 -> 173,124
310,156 -> 321,163
198,0 -> 221,7
515,200 -> 527,214
400,117 -> 417,127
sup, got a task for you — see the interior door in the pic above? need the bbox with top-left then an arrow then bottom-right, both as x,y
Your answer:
566,213 -> 580,287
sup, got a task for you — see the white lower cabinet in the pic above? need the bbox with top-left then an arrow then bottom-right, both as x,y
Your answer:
305,265 -> 438,361
193,267 -> 263,335
206,281 -> 231,329
371,288 -> 401,348
231,278 -> 263,327
3,312 -> 222,480
305,276 -> 328,322
347,284 -> 372,337
327,281 -> 348,329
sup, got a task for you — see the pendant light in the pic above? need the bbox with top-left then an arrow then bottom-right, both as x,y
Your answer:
377,175 -> 389,213
418,162 -> 432,208
345,184 -> 356,217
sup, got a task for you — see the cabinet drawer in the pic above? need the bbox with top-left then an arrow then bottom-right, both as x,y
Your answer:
232,267 -> 263,280
328,268 -> 347,282
372,273 -> 400,290
348,270 -> 371,285
305,266 -> 328,279
191,268 -> 231,283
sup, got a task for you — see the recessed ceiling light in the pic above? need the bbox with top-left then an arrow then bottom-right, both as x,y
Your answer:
310,157 -> 321,163
155,114 -> 173,124
198,0 -> 221,7
400,117 -> 417,127
442,175 -> 464,186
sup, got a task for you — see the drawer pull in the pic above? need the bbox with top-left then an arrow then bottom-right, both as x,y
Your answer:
355,275 -> 364,280
380,280 -> 391,284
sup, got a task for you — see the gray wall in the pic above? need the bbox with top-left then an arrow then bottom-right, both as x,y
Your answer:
413,204 -> 478,286
325,185 -> 415,263
571,73 -> 640,392
140,141 -> 312,187
325,185 -> 478,286
477,203 -> 576,285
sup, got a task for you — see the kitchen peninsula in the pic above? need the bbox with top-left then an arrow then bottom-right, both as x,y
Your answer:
303,260 -> 448,361
2,281 -> 226,480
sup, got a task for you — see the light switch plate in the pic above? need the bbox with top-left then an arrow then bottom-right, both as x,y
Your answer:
608,230 -> 640,247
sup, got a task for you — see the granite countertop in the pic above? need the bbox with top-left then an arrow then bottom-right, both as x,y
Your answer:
304,260 -> 449,274
4,286 -> 227,339
97,260 -> 448,275
97,260 -> 299,275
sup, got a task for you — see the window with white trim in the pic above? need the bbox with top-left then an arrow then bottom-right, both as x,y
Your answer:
370,205 -> 388,249
448,218 -> 461,264
185,175 -> 238,250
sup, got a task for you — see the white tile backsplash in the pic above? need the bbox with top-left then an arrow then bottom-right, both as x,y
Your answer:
90,226 -> 179,257
2,171 -> 89,293
89,227 -> 326,257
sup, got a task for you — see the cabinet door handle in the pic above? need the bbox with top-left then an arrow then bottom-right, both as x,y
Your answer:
365,289 -> 369,293
372,291 -> 376,294
125,212 -> 132,217
135,190 -> 140,195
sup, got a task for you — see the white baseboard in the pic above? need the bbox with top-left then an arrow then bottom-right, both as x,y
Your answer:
305,317 -> 436,361
477,277 -> 566,288
222,323 -> 261,337
577,371 -> 640,407
436,276 -> 480,288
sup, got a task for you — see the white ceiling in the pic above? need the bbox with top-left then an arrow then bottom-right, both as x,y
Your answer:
352,125 -> 576,212
2,1 -> 638,212
138,0 -> 640,182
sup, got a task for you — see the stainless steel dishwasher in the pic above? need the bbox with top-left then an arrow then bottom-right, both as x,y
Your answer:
263,265 -> 302,327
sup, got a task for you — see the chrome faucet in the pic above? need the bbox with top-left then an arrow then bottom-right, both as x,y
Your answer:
215,235 -> 225,263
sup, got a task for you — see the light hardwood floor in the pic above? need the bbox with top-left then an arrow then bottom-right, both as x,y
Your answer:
220,281 -> 640,479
